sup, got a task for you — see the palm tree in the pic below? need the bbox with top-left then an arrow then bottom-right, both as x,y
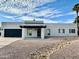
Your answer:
73,3 -> 79,26
73,3 -> 79,35
74,16 -> 79,23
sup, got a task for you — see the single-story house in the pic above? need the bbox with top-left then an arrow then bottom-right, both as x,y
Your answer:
0,20 -> 78,39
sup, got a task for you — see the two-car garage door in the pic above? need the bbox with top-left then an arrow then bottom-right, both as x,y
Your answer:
4,29 -> 22,37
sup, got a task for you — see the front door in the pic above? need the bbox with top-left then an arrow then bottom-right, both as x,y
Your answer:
37,28 -> 41,38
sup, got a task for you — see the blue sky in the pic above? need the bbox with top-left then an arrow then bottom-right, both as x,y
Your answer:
0,0 -> 79,23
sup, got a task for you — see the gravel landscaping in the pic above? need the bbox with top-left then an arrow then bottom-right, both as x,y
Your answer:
0,37 -> 78,59
50,38 -> 79,59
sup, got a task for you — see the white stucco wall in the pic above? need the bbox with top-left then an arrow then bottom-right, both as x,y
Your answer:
1,22 -> 78,38
2,22 -> 22,29
45,23 -> 77,36
26,28 -> 37,38
1,22 -> 22,37
0,22 -> 2,27
0,22 -> 2,37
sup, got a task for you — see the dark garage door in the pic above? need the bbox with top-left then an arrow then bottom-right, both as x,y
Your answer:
4,29 -> 22,37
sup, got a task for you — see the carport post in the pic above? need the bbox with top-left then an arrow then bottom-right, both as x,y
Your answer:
1,28 -> 4,37
41,28 -> 45,39
22,28 -> 25,39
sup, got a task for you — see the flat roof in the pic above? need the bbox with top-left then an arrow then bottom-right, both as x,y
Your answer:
20,24 -> 46,28
23,20 -> 44,24
20,26 -> 46,28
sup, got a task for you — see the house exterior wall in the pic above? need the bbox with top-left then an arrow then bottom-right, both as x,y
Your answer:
0,22 -> 2,37
1,22 -> 22,37
0,22 -> 2,27
0,22 -> 78,38
26,28 -> 37,38
2,22 -> 22,29
22,28 -> 38,38
45,23 -> 77,36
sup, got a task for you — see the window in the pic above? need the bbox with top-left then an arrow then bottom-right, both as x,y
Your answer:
0,28 -> 3,30
58,29 -> 65,33
58,29 -> 60,33
47,29 -> 50,35
27,29 -> 32,36
0,32 -> 1,36
62,29 -> 65,33
69,29 -> 75,33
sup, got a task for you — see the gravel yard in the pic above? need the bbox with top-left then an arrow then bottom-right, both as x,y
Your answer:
50,38 -> 79,59
0,37 -> 78,59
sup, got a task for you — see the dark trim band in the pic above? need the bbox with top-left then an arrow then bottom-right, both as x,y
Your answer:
20,26 -> 46,28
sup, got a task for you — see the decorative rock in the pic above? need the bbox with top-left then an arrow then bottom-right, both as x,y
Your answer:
30,53 -> 38,59
39,54 -> 49,59
29,40 -> 71,59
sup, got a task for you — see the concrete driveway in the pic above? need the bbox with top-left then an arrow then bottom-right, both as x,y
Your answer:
0,37 -> 20,48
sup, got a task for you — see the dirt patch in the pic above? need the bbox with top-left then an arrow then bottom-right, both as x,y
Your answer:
0,37 -> 78,59
50,39 -> 79,59
0,38 -> 63,59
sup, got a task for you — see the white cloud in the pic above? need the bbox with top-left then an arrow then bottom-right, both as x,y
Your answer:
0,0 -> 56,15
20,16 -> 34,20
0,0 -> 75,23
0,7 -> 26,15
50,14 -> 63,18
65,20 -> 74,23
30,8 -> 53,17
44,9 -> 62,17
59,19 -> 74,23
49,12 -> 76,18
29,8 -> 62,18
35,0 -> 56,6
7,8 -> 23,14
38,18 -> 59,23
3,15 -> 16,18
15,14 -> 75,23
0,0 -> 6,4
19,15 -> 59,23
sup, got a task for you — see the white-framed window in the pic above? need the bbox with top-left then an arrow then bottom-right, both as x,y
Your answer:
69,29 -> 75,33
58,29 -> 65,33
0,32 -> 1,36
47,29 -> 50,35
0,27 -> 3,30
27,29 -> 32,36
62,29 -> 65,33
58,29 -> 60,33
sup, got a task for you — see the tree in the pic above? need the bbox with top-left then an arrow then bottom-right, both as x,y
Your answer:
73,3 -> 79,24
74,16 -> 79,23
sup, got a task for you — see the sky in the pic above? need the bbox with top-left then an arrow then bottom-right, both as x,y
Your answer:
0,0 -> 79,23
